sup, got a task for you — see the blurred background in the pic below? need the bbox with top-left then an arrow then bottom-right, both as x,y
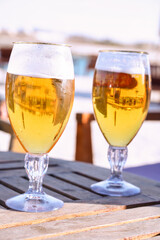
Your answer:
0,0 -> 160,180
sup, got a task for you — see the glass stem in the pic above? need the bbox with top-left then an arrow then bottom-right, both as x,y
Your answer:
108,145 -> 128,183
24,153 -> 49,195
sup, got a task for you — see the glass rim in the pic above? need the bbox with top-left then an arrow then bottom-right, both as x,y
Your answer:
99,49 -> 148,55
13,41 -> 71,47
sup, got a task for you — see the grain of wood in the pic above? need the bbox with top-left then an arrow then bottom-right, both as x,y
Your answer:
0,205 -> 160,240
147,236 -> 160,240
43,175 -> 98,200
0,177 -> 71,202
50,171 -> 95,189
0,184 -> 19,201
0,202 -> 123,229
59,160 -> 160,202
0,169 -> 25,177
1,152 -> 160,240
47,218 -> 160,240
0,162 -> 24,169
0,151 -> 25,162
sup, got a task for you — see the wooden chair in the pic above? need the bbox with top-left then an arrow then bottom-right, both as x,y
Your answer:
0,99 -> 24,152
151,65 -> 160,90
75,113 -> 94,163
0,118 -> 24,152
0,48 -> 12,64
0,119 -> 15,150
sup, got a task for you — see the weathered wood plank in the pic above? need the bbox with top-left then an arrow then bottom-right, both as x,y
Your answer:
0,151 -> 25,162
59,160 -> 160,201
0,205 -> 5,210
0,151 -> 66,165
1,159 -> 160,206
0,169 -> 26,177
0,205 -> 160,240
0,184 -> 20,202
0,161 -> 24,169
48,171 -> 160,207
0,177 -> 72,202
51,219 -> 160,240
1,175 -> 158,208
0,159 -> 58,168
50,171 -> 95,190
0,165 -> 67,178
0,202 -> 123,229
2,151 -> 159,202
76,194 -> 160,208
43,175 -> 99,200
56,159 -> 160,190
48,161 -> 160,206
0,152 -> 160,239
147,236 -> 160,240
56,159 -> 109,180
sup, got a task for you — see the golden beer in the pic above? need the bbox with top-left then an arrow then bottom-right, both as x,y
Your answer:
92,70 -> 151,147
6,73 -> 75,154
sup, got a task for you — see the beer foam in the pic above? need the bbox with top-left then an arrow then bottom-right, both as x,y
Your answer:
96,51 -> 150,75
7,43 -> 74,79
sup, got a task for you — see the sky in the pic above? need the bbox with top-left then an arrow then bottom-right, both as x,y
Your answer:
0,0 -> 160,44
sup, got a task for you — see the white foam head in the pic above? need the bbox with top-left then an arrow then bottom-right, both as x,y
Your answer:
7,42 -> 74,79
96,51 -> 150,75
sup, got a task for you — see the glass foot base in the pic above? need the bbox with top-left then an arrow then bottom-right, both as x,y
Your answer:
6,193 -> 64,212
91,180 -> 140,197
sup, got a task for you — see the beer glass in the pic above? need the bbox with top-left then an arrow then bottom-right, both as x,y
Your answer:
91,50 -> 151,196
5,42 -> 75,212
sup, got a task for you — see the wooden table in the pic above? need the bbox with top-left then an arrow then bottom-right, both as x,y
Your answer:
0,151 -> 160,239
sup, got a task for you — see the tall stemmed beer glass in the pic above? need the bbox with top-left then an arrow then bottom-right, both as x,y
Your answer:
5,42 -> 75,212
91,50 -> 151,196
